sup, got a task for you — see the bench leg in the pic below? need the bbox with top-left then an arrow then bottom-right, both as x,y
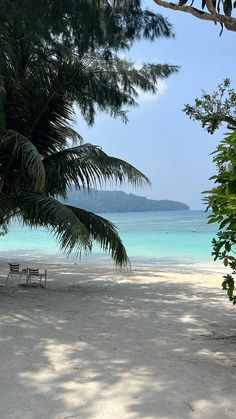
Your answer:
5,273 -> 10,286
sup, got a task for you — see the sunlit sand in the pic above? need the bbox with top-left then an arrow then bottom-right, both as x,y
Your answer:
0,259 -> 235,418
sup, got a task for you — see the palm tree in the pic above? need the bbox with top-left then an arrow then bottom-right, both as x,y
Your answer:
0,41 -> 176,266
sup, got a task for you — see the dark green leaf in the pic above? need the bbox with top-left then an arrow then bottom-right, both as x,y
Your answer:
225,242 -> 231,252
223,258 -> 229,266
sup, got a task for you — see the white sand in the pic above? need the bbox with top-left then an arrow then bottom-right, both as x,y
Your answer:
0,258 -> 235,419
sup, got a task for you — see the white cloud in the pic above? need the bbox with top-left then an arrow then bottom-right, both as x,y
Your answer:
135,79 -> 168,104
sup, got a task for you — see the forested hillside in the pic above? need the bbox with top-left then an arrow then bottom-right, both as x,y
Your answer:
66,190 -> 189,213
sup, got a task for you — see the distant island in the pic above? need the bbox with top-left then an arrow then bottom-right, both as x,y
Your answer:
66,190 -> 189,213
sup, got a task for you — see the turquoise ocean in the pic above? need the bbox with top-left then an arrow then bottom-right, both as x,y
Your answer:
0,211 -> 218,265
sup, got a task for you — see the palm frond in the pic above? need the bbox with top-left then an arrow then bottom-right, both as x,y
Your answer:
55,126 -> 84,145
18,193 -> 91,255
67,205 -> 130,267
43,143 -> 150,197
0,130 -> 45,192
0,192 -> 15,236
0,192 -> 14,219
17,192 -> 129,265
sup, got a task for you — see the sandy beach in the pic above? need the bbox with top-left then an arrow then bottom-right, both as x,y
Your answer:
0,258 -> 235,419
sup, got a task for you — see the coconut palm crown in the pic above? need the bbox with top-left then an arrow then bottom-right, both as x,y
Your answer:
0,39 -> 178,266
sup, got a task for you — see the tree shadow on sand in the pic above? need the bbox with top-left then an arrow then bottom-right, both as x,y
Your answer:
0,264 -> 235,419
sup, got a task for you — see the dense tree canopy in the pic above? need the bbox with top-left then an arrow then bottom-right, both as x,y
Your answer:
0,1 -> 178,264
0,0 -> 174,59
0,46 -> 154,265
0,0 -> 178,124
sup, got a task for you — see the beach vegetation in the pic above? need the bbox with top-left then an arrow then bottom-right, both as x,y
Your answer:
184,80 -> 236,304
0,1 -> 178,266
205,131 -> 236,304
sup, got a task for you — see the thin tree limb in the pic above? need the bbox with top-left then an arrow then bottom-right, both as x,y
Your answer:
223,115 -> 236,127
153,0 -> 236,32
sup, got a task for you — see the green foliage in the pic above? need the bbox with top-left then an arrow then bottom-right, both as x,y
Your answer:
205,131 -> 236,304
184,79 -> 236,304
0,2 -> 178,265
0,0 -> 173,59
222,275 -> 236,305
184,79 -> 236,134
0,222 -> 8,236
44,146 -> 151,198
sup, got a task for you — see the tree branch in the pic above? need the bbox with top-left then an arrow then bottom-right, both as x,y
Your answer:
223,115 -> 236,128
205,0 -> 218,17
153,0 -> 236,32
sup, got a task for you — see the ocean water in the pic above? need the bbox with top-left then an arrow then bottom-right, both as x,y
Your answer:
0,211 -> 217,264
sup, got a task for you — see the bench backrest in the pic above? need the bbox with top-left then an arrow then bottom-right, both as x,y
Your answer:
29,269 -> 39,275
9,263 -> 20,273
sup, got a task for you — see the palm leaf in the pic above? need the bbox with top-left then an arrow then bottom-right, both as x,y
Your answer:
0,130 -> 45,191
0,192 -> 14,219
55,126 -> 84,145
18,193 -> 91,255
43,144 -> 150,197
66,205 -> 130,267
0,192 -> 15,236
17,193 -> 129,265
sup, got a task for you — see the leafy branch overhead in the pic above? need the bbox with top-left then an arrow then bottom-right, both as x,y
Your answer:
153,0 -> 236,33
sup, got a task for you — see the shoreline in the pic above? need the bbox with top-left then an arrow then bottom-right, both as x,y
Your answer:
0,251 -> 226,275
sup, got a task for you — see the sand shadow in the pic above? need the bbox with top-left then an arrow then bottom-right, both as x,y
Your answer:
0,264 -> 235,418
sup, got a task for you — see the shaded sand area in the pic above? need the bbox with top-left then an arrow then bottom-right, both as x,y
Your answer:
0,259 -> 236,419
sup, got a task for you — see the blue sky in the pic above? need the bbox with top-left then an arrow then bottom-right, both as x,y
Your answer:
76,5 -> 235,210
